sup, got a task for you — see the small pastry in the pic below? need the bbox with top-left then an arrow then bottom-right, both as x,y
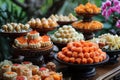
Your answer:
46,62 -> 56,71
2,25 -> 8,32
3,71 -> 17,80
7,24 -> 14,32
21,68 -> 32,80
11,64 -> 21,76
29,65 -> 39,75
14,36 -> 28,48
27,30 -> 40,40
40,35 -> 51,47
29,39 -> 41,49
36,18 -> 42,28
31,18 -> 36,27
24,24 -> 30,30
15,25 -> 21,32
38,67 -> 49,79
1,65 -> 11,73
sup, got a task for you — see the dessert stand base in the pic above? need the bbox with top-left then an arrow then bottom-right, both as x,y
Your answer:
108,54 -> 119,64
83,32 -> 95,40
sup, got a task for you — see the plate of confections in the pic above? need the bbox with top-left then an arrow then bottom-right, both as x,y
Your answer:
0,60 -> 63,80
49,13 -> 78,26
54,41 -> 109,67
90,33 -> 120,63
27,18 -> 59,35
0,23 -> 32,38
12,30 -> 53,57
74,2 -> 100,17
72,20 -> 103,33
49,25 -> 84,50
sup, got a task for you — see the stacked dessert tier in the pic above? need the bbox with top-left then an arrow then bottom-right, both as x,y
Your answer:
57,40 -> 107,64
0,60 -> 62,80
49,13 -> 78,25
50,25 -> 84,49
14,30 -> 52,49
28,18 -> 58,35
72,2 -> 103,40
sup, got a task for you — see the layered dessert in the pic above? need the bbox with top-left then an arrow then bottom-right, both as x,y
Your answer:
14,36 -> 28,48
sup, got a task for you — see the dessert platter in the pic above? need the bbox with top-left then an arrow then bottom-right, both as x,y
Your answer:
49,13 -> 78,26
12,30 -> 54,65
72,2 -> 103,40
28,18 -> 58,35
0,60 -> 62,80
54,41 -> 109,77
0,23 -> 31,43
50,25 -> 84,50
90,33 -> 120,63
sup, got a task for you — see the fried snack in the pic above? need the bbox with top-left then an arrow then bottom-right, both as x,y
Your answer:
57,40 -> 107,64
75,2 -> 101,14
72,20 -> 103,31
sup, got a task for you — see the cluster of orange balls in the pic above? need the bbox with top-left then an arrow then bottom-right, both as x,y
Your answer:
72,20 -> 103,31
75,2 -> 101,14
57,41 -> 106,64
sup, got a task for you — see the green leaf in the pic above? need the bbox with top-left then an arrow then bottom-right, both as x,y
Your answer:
103,22 -> 112,29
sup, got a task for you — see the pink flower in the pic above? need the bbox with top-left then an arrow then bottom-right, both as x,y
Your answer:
112,0 -> 120,6
101,2 -> 107,10
116,20 -> 120,28
106,0 -> 112,6
115,4 -> 120,13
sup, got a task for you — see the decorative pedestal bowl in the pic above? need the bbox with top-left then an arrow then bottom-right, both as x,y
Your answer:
57,21 -> 77,26
54,54 -> 109,78
75,28 -> 101,40
76,13 -> 99,22
12,44 -> 53,66
102,49 -> 120,64
32,27 -> 58,36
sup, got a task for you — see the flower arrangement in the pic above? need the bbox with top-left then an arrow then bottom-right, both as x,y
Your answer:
101,0 -> 120,28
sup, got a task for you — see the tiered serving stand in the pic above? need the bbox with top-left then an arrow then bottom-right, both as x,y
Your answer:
72,13 -> 102,40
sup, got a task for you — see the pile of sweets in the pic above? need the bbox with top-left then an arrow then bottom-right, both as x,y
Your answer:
72,20 -> 103,30
28,18 -> 58,29
0,61 -> 62,80
51,25 -> 84,43
90,33 -> 120,50
14,30 -> 52,49
57,40 -> 107,64
49,13 -> 78,22
75,2 -> 101,14
1,23 -> 30,32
